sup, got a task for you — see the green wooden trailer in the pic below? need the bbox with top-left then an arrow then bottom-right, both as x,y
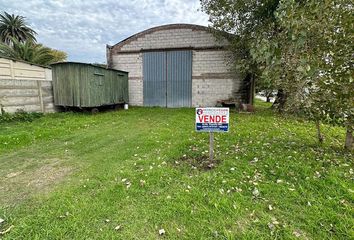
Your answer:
51,62 -> 128,112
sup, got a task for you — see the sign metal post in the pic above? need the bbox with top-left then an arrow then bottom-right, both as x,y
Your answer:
209,131 -> 214,161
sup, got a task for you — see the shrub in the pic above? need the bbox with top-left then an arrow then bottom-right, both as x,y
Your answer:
0,109 -> 43,123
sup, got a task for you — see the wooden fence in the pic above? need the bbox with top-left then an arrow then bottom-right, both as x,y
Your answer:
0,57 -> 56,114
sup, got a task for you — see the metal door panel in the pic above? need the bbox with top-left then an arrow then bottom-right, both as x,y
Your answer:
166,51 -> 192,107
143,52 -> 166,107
143,50 -> 192,107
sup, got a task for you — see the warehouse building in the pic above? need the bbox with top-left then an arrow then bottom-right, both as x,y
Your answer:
106,24 -> 250,107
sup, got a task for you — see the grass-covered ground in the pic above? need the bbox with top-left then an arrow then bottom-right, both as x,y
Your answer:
0,102 -> 353,239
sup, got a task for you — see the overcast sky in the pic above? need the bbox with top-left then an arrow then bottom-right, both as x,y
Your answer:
0,0 -> 209,63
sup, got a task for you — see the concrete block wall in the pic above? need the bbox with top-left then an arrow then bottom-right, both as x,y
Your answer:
0,57 -> 56,113
108,24 -> 242,107
192,50 -> 241,107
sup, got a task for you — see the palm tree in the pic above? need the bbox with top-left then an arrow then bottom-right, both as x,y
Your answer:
0,38 -> 55,65
0,12 -> 37,45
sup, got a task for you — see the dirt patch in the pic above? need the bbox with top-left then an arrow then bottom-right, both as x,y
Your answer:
26,162 -> 72,190
0,159 -> 73,207
175,155 -> 220,171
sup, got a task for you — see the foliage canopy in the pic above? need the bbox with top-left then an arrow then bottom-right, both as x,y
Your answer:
201,0 -> 353,149
0,12 -> 37,45
0,12 -> 67,65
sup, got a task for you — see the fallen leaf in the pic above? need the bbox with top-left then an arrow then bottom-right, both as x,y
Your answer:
159,228 -> 165,235
6,171 -> 23,178
0,225 -> 14,235
252,188 -> 260,197
268,223 -> 275,230
271,217 -> 279,225
250,157 -> 259,164
293,230 -> 302,237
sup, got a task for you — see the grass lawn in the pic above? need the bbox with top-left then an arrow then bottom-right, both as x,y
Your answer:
0,102 -> 353,239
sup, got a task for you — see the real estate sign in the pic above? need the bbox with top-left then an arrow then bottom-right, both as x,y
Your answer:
195,108 -> 229,132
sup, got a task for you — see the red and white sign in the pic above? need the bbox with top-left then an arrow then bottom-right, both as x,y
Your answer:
196,108 -> 229,132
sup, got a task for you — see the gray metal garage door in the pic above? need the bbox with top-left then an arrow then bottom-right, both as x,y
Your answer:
143,52 -> 166,107
143,50 -> 192,107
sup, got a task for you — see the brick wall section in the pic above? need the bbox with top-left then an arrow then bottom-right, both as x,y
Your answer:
111,54 -> 143,106
117,28 -> 226,51
192,50 -> 240,106
108,24 -> 243,107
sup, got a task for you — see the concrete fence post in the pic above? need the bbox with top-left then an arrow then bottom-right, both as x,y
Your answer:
37,80 -> 44,113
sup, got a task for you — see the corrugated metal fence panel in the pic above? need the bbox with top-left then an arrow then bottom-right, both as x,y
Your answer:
143,52 -> 167,107
167,51 -> 192,108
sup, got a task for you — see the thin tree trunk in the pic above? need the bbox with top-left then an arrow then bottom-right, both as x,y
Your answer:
249,74 -> 255,105
266,96 -> 271,102
315,120 -> 324,144
272,89 -> 287,112
345,128 -> 353,151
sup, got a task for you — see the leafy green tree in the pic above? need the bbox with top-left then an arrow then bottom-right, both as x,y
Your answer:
48,49 -> 67,63
36,44 -> 67,63
201,0 -> 286,106
275,0 -> 353,150
201,0 -> 353,149
256,78 -> 275,102
241,0 -> 353,149
0,12 -> 37,45
0,38 -> 56,65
